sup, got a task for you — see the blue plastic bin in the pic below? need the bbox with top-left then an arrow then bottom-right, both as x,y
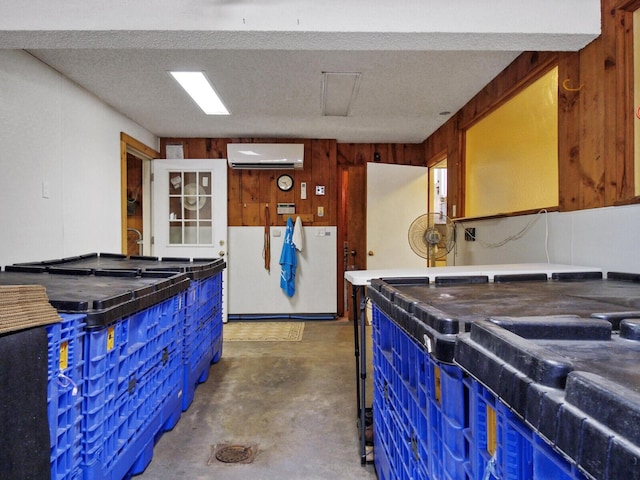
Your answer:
47,313 -> 86,480
372,304 -> 433,480
82,294 -> 184,480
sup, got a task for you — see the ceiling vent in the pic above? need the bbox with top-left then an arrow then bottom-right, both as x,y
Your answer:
227,143 -> 304,170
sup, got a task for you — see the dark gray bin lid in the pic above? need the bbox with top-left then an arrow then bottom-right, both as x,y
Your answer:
0,267 -> 189,327
15,252 -> 225,280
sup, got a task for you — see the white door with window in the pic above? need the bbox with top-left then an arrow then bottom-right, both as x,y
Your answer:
152,159 -> 228,320
366,162 -> 428,270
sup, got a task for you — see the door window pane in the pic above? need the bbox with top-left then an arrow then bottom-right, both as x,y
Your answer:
166,170 -> 213,245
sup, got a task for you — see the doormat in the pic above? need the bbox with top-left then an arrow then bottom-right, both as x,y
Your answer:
223,322 -> 305,342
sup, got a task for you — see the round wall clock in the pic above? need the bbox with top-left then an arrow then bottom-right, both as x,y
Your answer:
277,174 -> 294,191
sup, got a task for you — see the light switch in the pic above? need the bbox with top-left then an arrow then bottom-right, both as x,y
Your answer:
317,206 -> 324,217
301,182 -> 307,199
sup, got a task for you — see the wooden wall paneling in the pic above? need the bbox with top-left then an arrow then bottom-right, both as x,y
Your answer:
326,139 -> 338,226
258,170 -> 272,205
619,0 -> 640,9
579,38 -> 607,209
227,168 -> 243,226
187,138 -> 209,158
322,139 -> 338,225
614,5 -> 635,200
388,144 -> 404,164
452,119 -> 463,218
348,165 -> 367,270
404,143 -> 425,166
310,139 -> 333,226
603,0 -> 623,205
458,52 -> 558,130
296,142 -> 314,221
372,144 -> 389,163
242,202 -> 261,226
337,143 -> 353,166
241,170 -> 261,225
341,164 -> 367,319
558,53 -> 582,212
206,138 -> 228,159
259,171 -> 276,225
354,144 -> 372,165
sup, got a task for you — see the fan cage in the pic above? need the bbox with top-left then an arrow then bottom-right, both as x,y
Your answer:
408,213 -> 454,261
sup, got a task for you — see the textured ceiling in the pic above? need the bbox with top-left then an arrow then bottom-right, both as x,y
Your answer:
4,1 -> 601,143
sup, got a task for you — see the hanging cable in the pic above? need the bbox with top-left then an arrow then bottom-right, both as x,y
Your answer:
57,372 -> 79,396
263,204 -> 271,272
482,452 -> 498,480
457,209 -> 550,262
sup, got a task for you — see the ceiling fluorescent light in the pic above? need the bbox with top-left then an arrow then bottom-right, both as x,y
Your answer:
321,72 -> 361,116
169,71 -> 229,115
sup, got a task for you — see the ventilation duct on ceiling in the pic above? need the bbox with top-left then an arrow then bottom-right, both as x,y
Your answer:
227,143 -> 304,169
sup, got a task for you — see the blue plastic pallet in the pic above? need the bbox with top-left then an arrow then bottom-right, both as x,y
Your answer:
47,313 -> 86,480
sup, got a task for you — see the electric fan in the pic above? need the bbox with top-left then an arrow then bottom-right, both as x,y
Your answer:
408,212 -> 455,267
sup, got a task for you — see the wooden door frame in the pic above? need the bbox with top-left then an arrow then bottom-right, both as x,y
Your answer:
120,132 -> 159,254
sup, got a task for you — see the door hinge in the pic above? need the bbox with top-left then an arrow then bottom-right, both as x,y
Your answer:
151,236 -> 155,245
150,173 -> 154,182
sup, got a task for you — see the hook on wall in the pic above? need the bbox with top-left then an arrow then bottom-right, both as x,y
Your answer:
562,79 -> 583,92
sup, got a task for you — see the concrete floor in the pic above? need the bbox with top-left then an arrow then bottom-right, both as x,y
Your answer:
138,320 -> 378,480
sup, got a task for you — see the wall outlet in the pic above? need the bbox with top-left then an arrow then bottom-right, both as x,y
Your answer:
465,228 -> 476,241
315,185 -> 325,195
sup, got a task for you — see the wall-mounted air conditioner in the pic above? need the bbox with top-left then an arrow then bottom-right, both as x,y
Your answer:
227,143 -> 304,169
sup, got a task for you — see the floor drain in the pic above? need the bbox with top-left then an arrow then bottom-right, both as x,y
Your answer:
210,444 -> 257,464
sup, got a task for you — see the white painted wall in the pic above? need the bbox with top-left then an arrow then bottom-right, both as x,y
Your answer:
228,226 -> 337,316
452,204 -> 640,274
0,50 -> 157,267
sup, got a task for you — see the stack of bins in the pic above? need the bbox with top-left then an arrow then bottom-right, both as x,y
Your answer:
367,271 -> 640,480
455,310 -> 640,480
0,266 -> 190,480
18,253 -> 226,411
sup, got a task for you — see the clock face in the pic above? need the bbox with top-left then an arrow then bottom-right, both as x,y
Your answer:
277,174 -> 294,191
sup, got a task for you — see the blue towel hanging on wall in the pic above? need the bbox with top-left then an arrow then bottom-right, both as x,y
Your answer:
280,216 -> 297,297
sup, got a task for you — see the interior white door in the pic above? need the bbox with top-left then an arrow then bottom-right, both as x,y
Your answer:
152,158 -> 228,320
366,163 -> 428,270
